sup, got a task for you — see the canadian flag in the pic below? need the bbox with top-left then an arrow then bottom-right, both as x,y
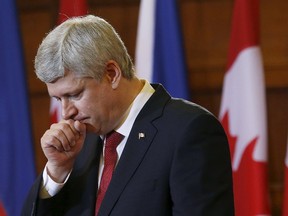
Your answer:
283,141 -> 288,216
219,0 -> 270,215
50,0 -> 88,123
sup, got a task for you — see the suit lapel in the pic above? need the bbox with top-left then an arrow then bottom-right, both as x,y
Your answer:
98,84 -> 171,215
71,133 -> 102,215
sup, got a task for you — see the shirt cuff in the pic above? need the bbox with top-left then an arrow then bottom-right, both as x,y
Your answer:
39,164 -> 72,199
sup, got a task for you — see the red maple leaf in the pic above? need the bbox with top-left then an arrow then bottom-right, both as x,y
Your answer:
221,111 -> 270,216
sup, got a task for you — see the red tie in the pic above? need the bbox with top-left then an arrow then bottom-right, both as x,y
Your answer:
95,131 -> 124,215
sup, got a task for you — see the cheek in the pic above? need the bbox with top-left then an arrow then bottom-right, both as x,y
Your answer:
78,97 -> 102,118
78,100 -> 94,114
80,87 -> 111,120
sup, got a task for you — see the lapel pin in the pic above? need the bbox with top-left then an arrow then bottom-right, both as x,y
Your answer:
138,132 -> 145,140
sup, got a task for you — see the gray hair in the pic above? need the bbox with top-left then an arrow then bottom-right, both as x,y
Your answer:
35,15 -> 134,83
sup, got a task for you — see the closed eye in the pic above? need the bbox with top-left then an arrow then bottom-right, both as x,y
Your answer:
67,91 -> 83,101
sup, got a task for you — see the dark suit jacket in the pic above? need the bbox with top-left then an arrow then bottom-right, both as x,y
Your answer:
22,84 -> 234,216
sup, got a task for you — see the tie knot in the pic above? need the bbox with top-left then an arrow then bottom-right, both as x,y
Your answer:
105,130 -> 124,149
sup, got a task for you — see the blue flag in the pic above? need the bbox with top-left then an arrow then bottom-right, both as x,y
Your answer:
0,0 -> 36,215
135,0 -> 189,99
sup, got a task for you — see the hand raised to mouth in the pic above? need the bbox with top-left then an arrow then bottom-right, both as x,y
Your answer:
41,119 -> 86,183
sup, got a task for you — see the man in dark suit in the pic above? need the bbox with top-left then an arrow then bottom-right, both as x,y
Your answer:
22,15 -> 234,215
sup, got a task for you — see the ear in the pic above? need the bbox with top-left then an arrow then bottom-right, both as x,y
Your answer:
105,60 -> 122,89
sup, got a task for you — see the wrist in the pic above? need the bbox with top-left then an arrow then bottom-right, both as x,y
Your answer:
46,161 -> 73,183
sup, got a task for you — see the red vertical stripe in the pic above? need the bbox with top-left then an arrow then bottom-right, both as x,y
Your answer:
226,0 -> 259,71
283,154 -> 288,215
50,0 -> 88,123
58,0 -> 88,24
0,201 -> 6,216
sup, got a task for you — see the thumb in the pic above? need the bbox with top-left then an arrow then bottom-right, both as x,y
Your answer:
70,121 -> 86,155
74,120 -> 86,135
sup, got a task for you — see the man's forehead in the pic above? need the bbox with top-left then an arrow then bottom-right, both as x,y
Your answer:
46,75 -> 84,97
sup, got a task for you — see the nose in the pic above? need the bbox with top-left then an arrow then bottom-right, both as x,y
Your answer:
61,99 -> 77,120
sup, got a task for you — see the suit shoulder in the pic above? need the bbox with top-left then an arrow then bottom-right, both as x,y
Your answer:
166,98 -> 214,117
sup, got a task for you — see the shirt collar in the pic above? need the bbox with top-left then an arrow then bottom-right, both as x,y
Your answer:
115,80 -> 155,137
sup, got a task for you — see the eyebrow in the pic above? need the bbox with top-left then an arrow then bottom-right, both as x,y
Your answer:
61,88 -> 83,97
48,76 -> 90,98
49,84 -> 83,98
